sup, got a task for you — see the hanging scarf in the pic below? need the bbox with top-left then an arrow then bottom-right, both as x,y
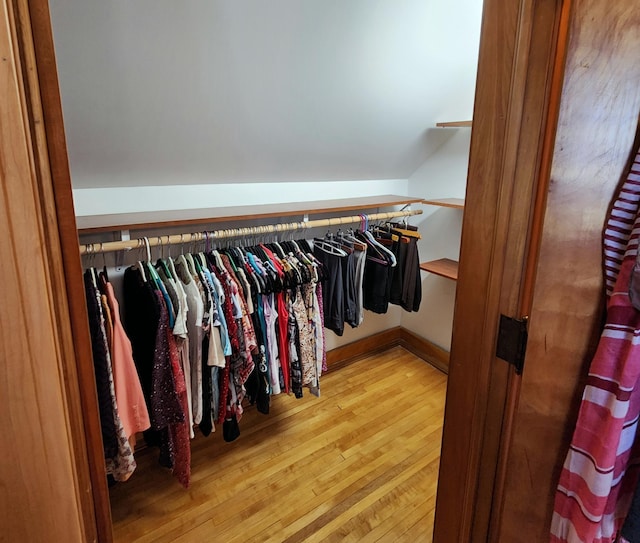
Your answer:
552,150 -> 640,542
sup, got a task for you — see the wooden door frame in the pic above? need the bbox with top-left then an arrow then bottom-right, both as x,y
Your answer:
434,0 -> 571,541
15,0 -> 114,540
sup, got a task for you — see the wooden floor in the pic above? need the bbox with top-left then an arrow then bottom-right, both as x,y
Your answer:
109,346 -> 447,543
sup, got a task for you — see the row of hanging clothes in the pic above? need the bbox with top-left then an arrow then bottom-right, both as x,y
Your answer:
83,220 -> 422,488
313,218 -> 423,336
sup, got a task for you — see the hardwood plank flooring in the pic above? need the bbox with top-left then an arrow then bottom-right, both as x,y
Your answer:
110,347 -> 447,542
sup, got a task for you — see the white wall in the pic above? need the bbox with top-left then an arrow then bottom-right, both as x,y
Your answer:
73,179 -> 408,216
55,0 -> 482,352
48,0 -> 484,205
325,308 -> 403,350
402,129 -> 472,350
50,0 -> 480,190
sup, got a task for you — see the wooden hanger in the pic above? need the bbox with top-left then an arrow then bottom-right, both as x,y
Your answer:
391,227 -> 421,239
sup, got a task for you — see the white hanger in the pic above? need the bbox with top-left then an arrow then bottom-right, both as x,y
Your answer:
313,239 -> 348,257
136,238 -> 147,282
143,236 -> 152,262
212,249 -> 225,270
143,237 -> 162,283
362,230 -> 397,266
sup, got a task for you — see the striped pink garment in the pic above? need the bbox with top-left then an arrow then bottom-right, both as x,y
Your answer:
604,153 -> 640,296
551,150 -> 640,543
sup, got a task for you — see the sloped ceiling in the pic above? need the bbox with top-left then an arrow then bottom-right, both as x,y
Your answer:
49,0 -> 482,188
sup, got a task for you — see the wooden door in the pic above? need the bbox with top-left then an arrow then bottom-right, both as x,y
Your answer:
490,0 -> 640,540
435,0 -> 640,541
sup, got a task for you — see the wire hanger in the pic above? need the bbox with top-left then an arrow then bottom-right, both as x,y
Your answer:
85,243 -> 98,288
100,242 -> 109,283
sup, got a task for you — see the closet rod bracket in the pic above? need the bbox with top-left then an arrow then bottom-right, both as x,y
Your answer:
115,230 -> 130,270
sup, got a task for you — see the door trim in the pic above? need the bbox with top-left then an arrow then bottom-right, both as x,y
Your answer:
433,0 -> 571,540
19,0 -> 113,540
487,1 -> 573,539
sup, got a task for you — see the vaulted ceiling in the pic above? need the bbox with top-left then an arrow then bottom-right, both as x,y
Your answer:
50,0 -> 482,188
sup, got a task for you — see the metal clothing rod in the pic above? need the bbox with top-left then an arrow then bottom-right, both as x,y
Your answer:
79,209 -> 423,255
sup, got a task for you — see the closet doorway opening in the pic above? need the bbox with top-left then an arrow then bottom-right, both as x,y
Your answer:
40,0 -> 482,541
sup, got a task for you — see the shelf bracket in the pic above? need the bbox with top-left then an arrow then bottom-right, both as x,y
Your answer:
114,229 -> 130,270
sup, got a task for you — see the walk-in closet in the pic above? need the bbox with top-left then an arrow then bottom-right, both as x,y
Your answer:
47,1 -> 481,541
4,0 -> 640,541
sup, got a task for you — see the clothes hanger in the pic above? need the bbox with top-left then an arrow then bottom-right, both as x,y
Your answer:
272,230 -> 287,259
291,229 -> 317,282
184,251 -> 198,277
313,238 -> 348,257
173,235 -> 194,284
292,236 -> 314,266
342,229 -> 367,251
230,245 -> 244,267
202,230 -> 227,272
211,247 -> 225,271
193,253 -> 203,274
361,213 -> 369,232
192,231 -> 209,274
143,237 -> 162,285
145,237 -> 177,327
329,228 -> 356,253
136,238 -> 148,282
156,235 -> 174,279
356,215 -> 397,265
221,248 -> 239,273
391,226 -> 422,239
260,245 -> 284,291
202,249 -> 226,302
247,251 -> 271,294
186,232 -> 205,274
290,253 -> 309,284
319,231 -> 342,247
99,243 -> 110,284
245,250 -> 262,275
167,234 -> 189,284
362,229 -> 397,266
86,243 -> 98,288
354,225 -> 390,260
96,244 -> 111,291
203,231 -> 210,255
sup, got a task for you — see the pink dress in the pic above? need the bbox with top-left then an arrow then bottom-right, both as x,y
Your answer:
104,282 -> 151,438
